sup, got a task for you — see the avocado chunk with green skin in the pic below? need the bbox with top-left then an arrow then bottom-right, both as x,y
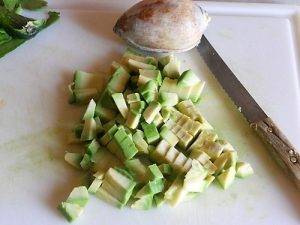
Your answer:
128,59 -> 157,72
125,159 -> 149,183
95,187 -> 124,209
132,130 -> 149,154
64,152 -> 82,169
100,124 -> 118,146
147,164 -> 164,180
141,122 -> 160,144
183,160 -> 208,192
217,167 -> 236,190
73,70 -> 104,90
66,186 -> 89,207
138,69 -> 162,86
86,139 -> 100,156
135,179 -> 165,198
127,93 -> 141,104
58,202 -> 84,222
69,88 -> 98,105
158,163 -> 173,175
131,194 -> 154,210
236,162 -> 254,178
150,140 -> 170,163
154,192 -> 165,207
162,56 -> 181,78
118,137 -> 138,160
126,110 -> 141,129
80,153 -> 92,170
88,178 -> 103,194
96,87 -> 116,109
81,118 -> 97,141
152,113 -> 164,127
108,66 -> 130,92
143,101 -> 161,124
112,93 -> 128,118
82,99 -> 96,120
158,92 -> 179,107
177,70 -> 199,87
129,101 -> 146,114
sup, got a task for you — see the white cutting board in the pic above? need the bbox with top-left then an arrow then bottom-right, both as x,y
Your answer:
0,2 -> 299,225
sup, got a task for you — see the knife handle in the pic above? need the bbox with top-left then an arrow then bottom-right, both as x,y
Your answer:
251,117 -> 300,189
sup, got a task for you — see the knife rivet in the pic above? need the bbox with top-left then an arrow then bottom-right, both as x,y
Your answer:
290,156 -> 297,163
289,149 -> 294,155
267,127 -> 272,133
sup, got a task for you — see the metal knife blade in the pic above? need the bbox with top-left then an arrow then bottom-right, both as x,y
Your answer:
198,35 -> 300,189
197,35 -> 267,124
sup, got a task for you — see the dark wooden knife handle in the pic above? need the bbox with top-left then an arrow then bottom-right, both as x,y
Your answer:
251,117 -> 300,189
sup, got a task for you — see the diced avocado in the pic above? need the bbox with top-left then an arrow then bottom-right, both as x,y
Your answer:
150,140 -> 170,163
143,102 -> 161,124
108,67 -> 130,92
80,154 -> 92,170
88,178 -> 103,194
224,151 -> 238,169
199,175 -> 215,192
175,128 -> 193,150
152,113 -> 164,127
177,70 -> 199,87
111,61 -> 130,73
141,122 -> 160,144
107,139 -> 124,160
128,59 -> 157,72
73,123 -> 84,139
127,93 -> 141,104
86,139 -> 100,156
100,124 -> 118,146
102,120 -> 116,132
135,179 -> 165,198
95,105 -> 116,122
172,153 -> 188,171
138,69 -> 162,86
132,131 -> 149,154
140,80 -> 158,94
217,167 -> 236,190
82,99 -> 96,120
91,147 -> 123,172
94,116 -> 104,134
160,125 -> 179,146
217,139 -> 235,152
95,187 -> 124,209
118,137 -> 138,160
64,152 -> 83,169
96,87 -> 116,109
129,101 -> 146,114
203,160 -> 217,174
236,162 -> 254,178
66,186 -> 89,207
58,202 -> 83,222
161,107 -> 171,122
162,56 -> 180,78
123,50 -> 158,66
142,91 -> 158,103
114,127 -> 128,144
159,77 -> 177,93
189,81 -> 205,102
189,121 -> 202,137
165,147 -> 180,164
73,70 -> 104,90
190,149 -> 211,165
158,163 -> 173,175
158,55 -> 173,67
189,130 -> 218,151
165,175 -> 187,207
101,180 -> 129,203
125,110 -> 141,129
183,160 -> 208,192
177,84 -> 193,100
182,158 -> 193,172
125,159 -> 148,183
131,194 -> 154,210
112,93 -> 128,118
158,92 -> 179,107
147,164 -> 164,180
81,118 -> 97,141
154,193 -> 165,208
69,88 -> 98,105
115,113 -> 126,125
93,171 -> 105,179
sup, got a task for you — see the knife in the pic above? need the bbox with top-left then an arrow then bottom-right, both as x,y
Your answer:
198,35 -> 300,189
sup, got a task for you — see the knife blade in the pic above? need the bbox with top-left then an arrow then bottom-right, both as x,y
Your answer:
197,35 -> 300,189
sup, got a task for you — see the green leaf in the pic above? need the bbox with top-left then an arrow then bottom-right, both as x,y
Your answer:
0,28 -> 12,44
0,10 -> 59,58
2,0 -> 19,11
21,0 -> 47,10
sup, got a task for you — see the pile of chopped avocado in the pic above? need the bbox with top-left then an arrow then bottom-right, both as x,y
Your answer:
60,50 -> 254,221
